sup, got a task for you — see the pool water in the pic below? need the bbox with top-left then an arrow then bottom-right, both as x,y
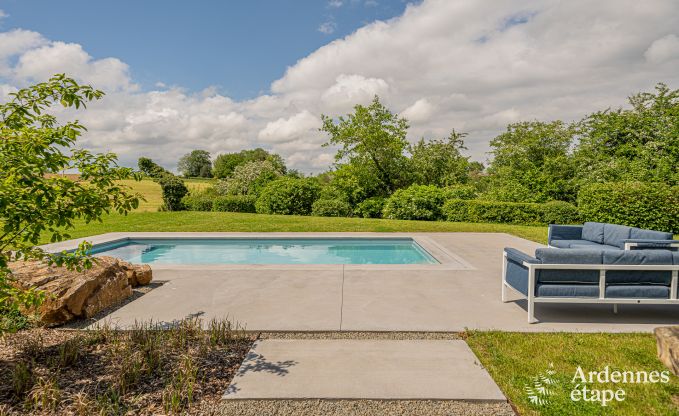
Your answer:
90,238 -> 438,265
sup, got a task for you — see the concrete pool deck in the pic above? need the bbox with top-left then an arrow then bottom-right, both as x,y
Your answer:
43,232 -> 679,332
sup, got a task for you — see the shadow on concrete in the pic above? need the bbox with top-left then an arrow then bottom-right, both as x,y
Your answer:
511,299 -> 679,325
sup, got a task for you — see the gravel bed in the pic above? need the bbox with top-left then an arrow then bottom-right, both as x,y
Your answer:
200,399 -> 515,415
256,331 -> 463,340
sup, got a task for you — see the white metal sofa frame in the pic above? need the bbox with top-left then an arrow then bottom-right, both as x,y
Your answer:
501,251 -> 679,323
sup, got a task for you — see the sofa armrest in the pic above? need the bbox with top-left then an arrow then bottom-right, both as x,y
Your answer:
504,247 -> 539,265
623,239 -> 679,250
548,224 -> 583,243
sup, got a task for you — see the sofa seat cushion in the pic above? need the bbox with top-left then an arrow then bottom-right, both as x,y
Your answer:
605,285 -> 669,299
536,284 -> 599,298
603,224 -> 632,249
550,239 -> 600,248
630,228 -> 674,241
603,250 -> 673,285
570,244 -> 620,251
582,222 -> 605,244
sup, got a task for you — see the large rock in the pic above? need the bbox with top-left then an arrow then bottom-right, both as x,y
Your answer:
9,256 -> 152,326
655,326 -> 679,376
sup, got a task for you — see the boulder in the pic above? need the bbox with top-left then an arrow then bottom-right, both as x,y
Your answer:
9,256 -> 153,326
655,326 -> 679,376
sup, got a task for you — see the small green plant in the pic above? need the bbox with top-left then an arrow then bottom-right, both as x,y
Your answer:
27,375 -> 61,411
57,337 -> 81,368
11,361 -> 33,398
163,354 -> 198,414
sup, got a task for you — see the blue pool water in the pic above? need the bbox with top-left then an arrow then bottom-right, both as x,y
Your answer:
90,238 -> 438,265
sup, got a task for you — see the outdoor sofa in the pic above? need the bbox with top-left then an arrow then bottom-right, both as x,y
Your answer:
548,222 -> 677,251
502,247 -> 679,323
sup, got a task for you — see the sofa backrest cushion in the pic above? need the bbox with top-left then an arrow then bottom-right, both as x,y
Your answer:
582,222 -> 605,244
674,252 -> 679,265
630,228 -> 674,241
603,250 -> 673,285
603,224 -> 632,249
535,248 -> 602,284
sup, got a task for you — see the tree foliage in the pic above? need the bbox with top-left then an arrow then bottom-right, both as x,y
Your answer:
178,149 -> 212,178
215,160 -> 283,196
213,148 -> 286,179
0,74 -> 141,317
137,157 -> 168,178
410,130 -> 471,186
157,174 -> 189,211
321,96 -> 411,197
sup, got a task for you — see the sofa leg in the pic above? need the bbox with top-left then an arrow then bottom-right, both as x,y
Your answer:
528,300 -> 537,323
613,304 -> 618,314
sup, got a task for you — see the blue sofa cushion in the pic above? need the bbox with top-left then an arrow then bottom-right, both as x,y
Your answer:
630,228 -> 673,241
536,284 -> 599,297
550,239 -> 600,248
605,285 -> 669,299
582,222 -> 605,244
603,250 -> 673,285
535,248 -> 602,284
603,224 -> 632,249
570,244 -> 620,250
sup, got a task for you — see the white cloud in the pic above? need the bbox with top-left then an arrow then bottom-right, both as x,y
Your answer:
328,0 -> 344,8
644,34 -> 679,64
318,21 -> 337,35
401,98 -> 435,123
258,110 -> 320,143
1,0 -> 679,172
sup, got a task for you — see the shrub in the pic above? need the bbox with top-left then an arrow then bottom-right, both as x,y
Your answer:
354,197 -> 386,218
382,185 -> 450,221
443,184 -> 478,200
157,175 -> 188,211
577,182 -> 679,233
255,177 -> 321,215
212,195 -> 257,213
443,199 -> 552,224
540,200 -> 580,224
215,160 -> 282,196
181,194 -> 213,211
312,199 -> 352,217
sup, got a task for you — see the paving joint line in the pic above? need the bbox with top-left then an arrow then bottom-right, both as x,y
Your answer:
339,264 -> 345,331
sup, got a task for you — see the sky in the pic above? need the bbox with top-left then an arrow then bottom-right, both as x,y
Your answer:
1,0 -> 678,173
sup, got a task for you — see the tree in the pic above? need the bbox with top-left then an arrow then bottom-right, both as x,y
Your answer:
214,160 -> 283,196
0,74 -> 141,321
486,121 -> 577,203
213,148 -> 286,179
321,96 -> 411,198
409,130 -> 471,187
177,150 -> 212,178
574,83 -> 679,186
157,174 -> 188,211
137,157 -> 168,178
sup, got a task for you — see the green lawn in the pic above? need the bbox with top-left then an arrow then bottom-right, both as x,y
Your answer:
40,211 -> 548,244
467,332 -> 679,415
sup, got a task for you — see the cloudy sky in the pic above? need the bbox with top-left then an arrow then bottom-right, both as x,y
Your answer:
1,0 -> 678,173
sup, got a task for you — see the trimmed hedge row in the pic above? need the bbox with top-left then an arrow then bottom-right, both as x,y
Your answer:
312,198 -> 353,217
577,182 -> 679,233
181,194 -> 256,213
442,199 -> 580,225
382,184 -> 478,221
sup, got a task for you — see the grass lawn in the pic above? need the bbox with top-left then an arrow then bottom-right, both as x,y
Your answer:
41,211 -> 549,244
467,331 -> 679,415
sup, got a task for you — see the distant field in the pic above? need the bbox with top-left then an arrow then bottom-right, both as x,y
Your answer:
118,178 -> 214,212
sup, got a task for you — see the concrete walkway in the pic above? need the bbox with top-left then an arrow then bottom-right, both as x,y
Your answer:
223,339 -> 505,401
74,232 -> 679,332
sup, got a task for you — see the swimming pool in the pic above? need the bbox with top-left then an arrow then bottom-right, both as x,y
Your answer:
89,238 -> 439,265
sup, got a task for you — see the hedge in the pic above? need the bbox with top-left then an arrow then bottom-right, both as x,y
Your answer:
354,197 -> 386,218
212,195 -> 257,213
311,198 -> 352,217
157,174 -> 188,211
181,194 -> 213,211
255,177 -> 321,215
382,185 -> 451,221
577,182 -> 679,233
443,199 -> 579,225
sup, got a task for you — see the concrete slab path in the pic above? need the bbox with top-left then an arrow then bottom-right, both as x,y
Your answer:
223,339 -> 505,401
